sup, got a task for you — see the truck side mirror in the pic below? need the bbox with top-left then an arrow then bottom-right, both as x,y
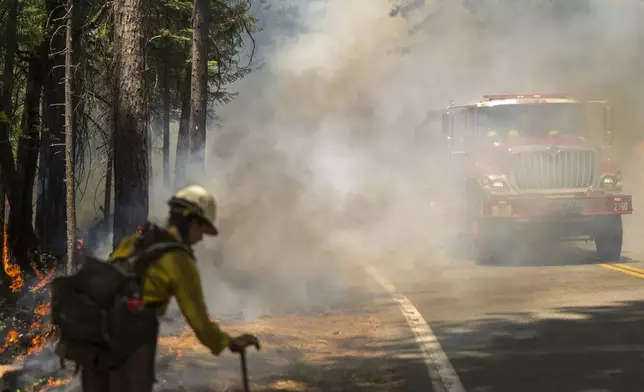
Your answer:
442,112 -> 451,137
604,105 -> 614,146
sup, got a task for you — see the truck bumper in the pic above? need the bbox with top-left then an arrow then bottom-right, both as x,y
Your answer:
478,194 -> 631,240
482,194 -> 633,219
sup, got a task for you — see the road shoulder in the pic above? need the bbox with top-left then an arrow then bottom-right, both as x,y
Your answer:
155,266 -> 434,392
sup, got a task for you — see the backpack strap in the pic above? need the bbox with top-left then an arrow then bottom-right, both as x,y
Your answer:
130,241 -> 194,278
111,224 -> 194,279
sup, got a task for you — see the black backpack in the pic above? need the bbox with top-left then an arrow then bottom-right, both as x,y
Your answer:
51,223 -> 193,370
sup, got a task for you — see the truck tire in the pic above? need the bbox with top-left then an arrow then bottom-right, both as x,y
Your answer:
594,216 -> 623,262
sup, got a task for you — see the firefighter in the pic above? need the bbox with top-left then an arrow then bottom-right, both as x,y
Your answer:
486,129 -> 499,139
80,184 -> 260,392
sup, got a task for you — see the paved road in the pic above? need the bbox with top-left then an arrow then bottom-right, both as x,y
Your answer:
376,221 -> 644,392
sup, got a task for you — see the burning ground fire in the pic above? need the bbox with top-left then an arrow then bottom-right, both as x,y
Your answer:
0,302 -> 65,391
0,219 -> 159,390
0,199 -> 71,391
3,206 -> 23,293
0,296 -> 61,383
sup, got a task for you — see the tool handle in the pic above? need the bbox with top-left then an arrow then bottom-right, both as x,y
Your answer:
240,349 -> 250,392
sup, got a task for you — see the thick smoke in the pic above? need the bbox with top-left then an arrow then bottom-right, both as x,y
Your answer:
147,0 -> 644,319
82,0 -> 642,320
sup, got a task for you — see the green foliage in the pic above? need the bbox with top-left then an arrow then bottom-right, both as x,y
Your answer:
16,0 -> 46,50
0,0 -> 258,244
2,0 -> 258,140
146,0 -> 259,119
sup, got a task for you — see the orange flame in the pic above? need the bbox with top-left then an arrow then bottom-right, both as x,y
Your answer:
0,329 -> 19,354
137,225 -> 143,235
0,221 -> 57,359
30,268 -> 56,293
31,263 -> 45,280
77,238 -> 84,250
35,303 -> 51,317
2,216 -> 23,292
23,305 -> 55,357
5,330 -> 18,345
35,376 -> 72,392
23,300 -> 55,357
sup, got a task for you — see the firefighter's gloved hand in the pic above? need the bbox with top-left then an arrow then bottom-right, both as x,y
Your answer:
228,334 -> 261,353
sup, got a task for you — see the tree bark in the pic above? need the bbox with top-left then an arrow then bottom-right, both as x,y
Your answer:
36,0 -> 69,259
12,44 -> 46,274
1,0 -> 18,117
104,125 -> 113,224
112,0 -> 149,247
102,21 -> 115,236
188,0 -> 210,178
71,0 -> 85,191
65,0 -> 76,272
162,49 -> 171,189
174,66 -> 191,188
0,0 -> 19,267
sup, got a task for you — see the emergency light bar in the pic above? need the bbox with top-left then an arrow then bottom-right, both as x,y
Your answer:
483,94 -> 569,101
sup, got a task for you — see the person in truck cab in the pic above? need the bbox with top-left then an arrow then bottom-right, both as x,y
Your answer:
486,130 -> 498,139
80,184 -> 260,392
485,129 -> 521,139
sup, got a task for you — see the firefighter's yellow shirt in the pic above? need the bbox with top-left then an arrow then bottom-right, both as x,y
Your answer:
110,234 -> 231,355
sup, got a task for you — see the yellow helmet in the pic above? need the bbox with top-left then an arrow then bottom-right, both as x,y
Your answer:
168,185 -> 218,235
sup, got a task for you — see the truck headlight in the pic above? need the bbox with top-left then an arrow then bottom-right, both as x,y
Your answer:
481,176 -> 509,192
600,174 -> 621,189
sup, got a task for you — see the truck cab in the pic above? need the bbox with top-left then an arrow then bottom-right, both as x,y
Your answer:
436,94 -> 632,264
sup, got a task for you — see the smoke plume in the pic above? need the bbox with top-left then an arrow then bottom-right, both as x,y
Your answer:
143,0 -> 644,319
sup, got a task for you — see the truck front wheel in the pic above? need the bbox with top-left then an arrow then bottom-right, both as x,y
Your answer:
594,216 -> 623,262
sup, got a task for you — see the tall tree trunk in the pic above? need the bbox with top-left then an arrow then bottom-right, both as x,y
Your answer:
65,0 -> 76,272
174,67 -> 190,188
162,50 -> 170,189
1,0 -> 18,117
36,0 -> 68,259
72,25 -> 85,196
12,44 -> 46,275
102,22 -> 114,239
104,126 -> 113,223
0,168 -> 3,268
188,0 -> 210,178
112,0 -> 149,247
0,0 -> 38,282
0,0 -> 19,268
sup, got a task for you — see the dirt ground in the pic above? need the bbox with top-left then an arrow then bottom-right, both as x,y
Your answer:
152,271 -> 430,392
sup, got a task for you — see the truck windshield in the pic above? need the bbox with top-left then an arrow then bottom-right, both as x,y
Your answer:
478,103 -> 586,140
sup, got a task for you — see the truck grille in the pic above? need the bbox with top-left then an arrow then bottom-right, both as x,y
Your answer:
511,150 -> 597,189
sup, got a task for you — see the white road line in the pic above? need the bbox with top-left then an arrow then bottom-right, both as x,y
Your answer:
364,266 -> 466,392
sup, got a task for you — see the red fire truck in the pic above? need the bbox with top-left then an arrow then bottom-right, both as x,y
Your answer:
435,94 -> 633,264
